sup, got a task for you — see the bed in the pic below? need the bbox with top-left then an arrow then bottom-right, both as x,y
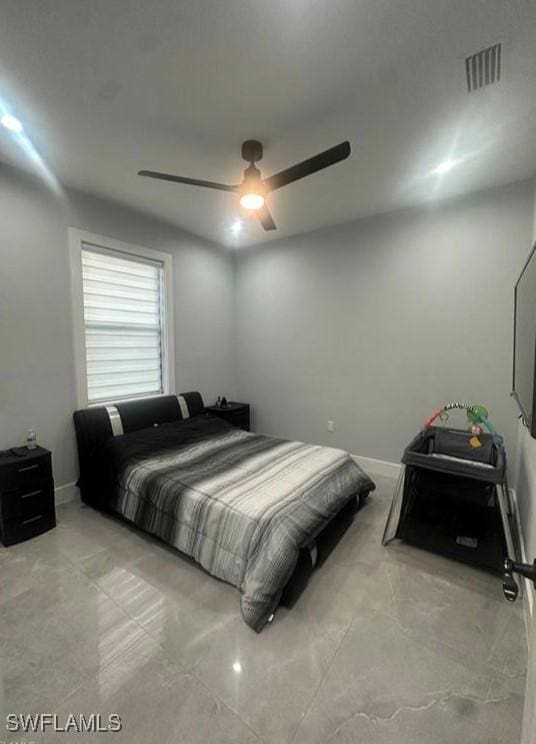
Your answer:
73,393 -> 375,631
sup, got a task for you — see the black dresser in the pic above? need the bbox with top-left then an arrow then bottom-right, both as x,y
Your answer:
0,446 -> 56,546
205,402 -> 250,431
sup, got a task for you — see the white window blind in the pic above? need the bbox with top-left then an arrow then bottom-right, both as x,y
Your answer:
81,243 -> 165,404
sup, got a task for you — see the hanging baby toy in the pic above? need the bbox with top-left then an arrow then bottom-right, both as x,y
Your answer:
423,401 -> 502,447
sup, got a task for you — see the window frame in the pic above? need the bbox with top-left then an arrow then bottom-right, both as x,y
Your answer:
69,228 -> 175,408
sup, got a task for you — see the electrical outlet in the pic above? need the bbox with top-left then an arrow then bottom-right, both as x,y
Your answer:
327,420 -> 335,432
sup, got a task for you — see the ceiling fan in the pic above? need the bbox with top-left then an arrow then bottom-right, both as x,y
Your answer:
138,139 -> 351,231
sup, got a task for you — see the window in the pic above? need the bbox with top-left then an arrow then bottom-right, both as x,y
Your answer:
70,230 -> 174,407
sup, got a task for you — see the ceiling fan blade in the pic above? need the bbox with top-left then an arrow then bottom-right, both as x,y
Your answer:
263,141 -> 351,192
256,204 -> 277,231
138,170 -> 238,192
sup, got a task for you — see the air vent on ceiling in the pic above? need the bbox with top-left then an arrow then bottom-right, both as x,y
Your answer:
465,43 -> 501,92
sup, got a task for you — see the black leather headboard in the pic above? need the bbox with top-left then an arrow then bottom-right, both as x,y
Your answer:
73,392 -> 204,506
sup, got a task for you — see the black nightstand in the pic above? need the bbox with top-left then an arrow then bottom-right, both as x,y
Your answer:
205,402 -> 250,431
0,446 -> 56,546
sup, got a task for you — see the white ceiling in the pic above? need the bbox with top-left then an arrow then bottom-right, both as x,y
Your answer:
1,0 -> 536,247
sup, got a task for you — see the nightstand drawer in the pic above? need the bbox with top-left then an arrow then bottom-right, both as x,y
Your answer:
0,454 -> 52,490
205,403 -> 250,432
1,480 -> 55,520
0,510 -> 56,547
225,409 -> 250,430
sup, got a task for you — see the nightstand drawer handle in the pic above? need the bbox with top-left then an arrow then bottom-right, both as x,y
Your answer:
21,489 -> 42,499
22,514 -> 43,525
18,464 -> 40,473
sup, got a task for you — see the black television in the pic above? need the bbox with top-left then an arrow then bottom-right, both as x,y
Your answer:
513,241 -> 536,438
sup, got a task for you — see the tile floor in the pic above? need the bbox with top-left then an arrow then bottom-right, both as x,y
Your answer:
0,475 -> 527,743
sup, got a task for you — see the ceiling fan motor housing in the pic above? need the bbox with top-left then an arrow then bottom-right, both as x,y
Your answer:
242,139 -> 263,163
240,163 -> 265,200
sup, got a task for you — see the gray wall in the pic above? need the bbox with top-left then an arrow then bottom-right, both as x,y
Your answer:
0,163 -> 236,487
235,179 -> 534,464
513,180 -> 536,602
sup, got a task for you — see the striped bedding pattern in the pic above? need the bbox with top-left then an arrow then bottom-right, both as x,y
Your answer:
108,417 -> 374,631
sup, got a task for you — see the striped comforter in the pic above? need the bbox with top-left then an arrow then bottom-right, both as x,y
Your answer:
106,416 -> 374,631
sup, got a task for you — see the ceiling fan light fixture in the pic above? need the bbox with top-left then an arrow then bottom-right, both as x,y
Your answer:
138,140 -> 351,231
240,192 -> 265,210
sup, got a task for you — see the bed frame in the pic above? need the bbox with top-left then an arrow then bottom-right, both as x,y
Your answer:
73,392 -> 371,609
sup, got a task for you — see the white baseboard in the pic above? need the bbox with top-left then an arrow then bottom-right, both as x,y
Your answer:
352,454 -> 401,479
510,488 -> 534,625
55,482 -> 79,506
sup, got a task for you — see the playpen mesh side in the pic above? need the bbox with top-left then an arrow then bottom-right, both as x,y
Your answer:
394,466 -> 507,573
